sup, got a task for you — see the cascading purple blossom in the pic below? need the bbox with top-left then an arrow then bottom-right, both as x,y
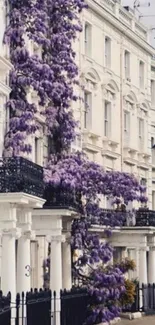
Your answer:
4,1 -> 145,324
44,151 -> 147,204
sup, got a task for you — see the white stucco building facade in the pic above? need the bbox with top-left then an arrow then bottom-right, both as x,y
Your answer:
73,0 -> 155,209
0,0 -> 155,303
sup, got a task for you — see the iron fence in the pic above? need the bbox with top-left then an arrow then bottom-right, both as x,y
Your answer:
0,288 -> 89,325
0,291 -> 11,325
2,284 -> 155,325
61,288 -> 89,325
142,283 -> 155,312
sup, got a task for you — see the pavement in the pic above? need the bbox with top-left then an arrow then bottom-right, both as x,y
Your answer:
119,315 -> 155,325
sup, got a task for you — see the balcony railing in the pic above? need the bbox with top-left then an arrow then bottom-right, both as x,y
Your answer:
135,209 -> 155,227
43,186 -> 82,212
89,208 -> 155,228
0,157 -> 44,198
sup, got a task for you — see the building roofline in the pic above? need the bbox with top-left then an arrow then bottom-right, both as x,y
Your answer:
86,0 -> 155,56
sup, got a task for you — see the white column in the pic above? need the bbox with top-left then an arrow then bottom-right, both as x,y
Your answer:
48,235 -> 65,292
17,208 -> 35,292
148,247 -> 155,284
17,230 -> 35,293
47,234 -> 65,325
139,248 -> 148,284
1,228 -> 21,325
62,239 -> 72,290
1,229 -> 20,297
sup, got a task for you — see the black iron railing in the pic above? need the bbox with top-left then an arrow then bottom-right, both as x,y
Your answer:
61,288 -> 89,325
0,288 -> 90,325
88,208 -> 127,227
0,157 -> 44,198
0,291 -> 11,325
43,186 -> 82,212
136,209 -> 155,227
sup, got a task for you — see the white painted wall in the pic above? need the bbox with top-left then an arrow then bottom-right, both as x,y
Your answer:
73,0 -> 155,208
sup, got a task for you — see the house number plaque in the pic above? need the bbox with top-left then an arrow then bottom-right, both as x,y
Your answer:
25,265 -> 32,277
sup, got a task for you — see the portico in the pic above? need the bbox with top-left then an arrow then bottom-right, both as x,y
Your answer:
111,227 -> 155,284
0,193 -> 45,298
32,208 -> 78,292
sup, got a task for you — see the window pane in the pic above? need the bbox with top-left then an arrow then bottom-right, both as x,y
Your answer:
105,37 -> 111,68
139,61 -> 144,88
124,51 -> 130,79
85,23 -> 92,57
84,92 -> 92,129
35,138 -> 39,164
104,101 -> 111,137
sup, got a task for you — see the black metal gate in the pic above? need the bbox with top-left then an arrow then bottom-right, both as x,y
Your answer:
0,288 -> 90,325
26,290 -> 51,325
61,288 -> 89,325
0,291 -> 11,325
142,284 -> 155,313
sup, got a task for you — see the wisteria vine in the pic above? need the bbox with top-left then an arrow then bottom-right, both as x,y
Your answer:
4,0 -> 146,324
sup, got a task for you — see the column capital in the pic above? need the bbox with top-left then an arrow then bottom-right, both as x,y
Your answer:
139,247 -> 149,252
149,246 -> 155,252
46,234 -> 65,244
22,230 -> 35,240
65,233 -> 71,244
2,227 -> 21,239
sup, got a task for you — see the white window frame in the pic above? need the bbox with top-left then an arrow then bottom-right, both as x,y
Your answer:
105,36 -> 111,68
124,50 -> 130,80
138,117 -> 144,150
84,22 -> 92,57
124,110 -> 130,133
104,100 -> 111,137
140,178 -> 147,186
84,91 -> 92,130
139,60 -> 145,89
138,118 -> 144,138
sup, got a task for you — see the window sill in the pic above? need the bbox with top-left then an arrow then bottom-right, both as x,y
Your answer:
104,67 -> 113,75
83,55 -> 93,64
102,137 -> 119,149
139,88 -> 145,95
83,128 -> 100,139
124,78 -> 131,85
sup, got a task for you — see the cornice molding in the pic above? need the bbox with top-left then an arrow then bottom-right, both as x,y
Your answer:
86,0 -> 155,56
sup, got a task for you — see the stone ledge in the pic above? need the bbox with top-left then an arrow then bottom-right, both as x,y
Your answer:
120,312 -> 142,320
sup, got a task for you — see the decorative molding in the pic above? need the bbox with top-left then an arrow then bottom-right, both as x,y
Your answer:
139,247 -> 149,252
87,0 -> 154,56
2,227 -> 21,239
46,234 -> 65,243
0,192 -> 45,208
0,55 -> 13,71
101,149 -> 119,160
22,230 -> 36,240
149,246 -> 155,251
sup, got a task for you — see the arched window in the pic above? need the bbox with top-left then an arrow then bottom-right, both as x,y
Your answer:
102,79 -> 119,138
82,68 -> 100,131
123,91 -> 137,146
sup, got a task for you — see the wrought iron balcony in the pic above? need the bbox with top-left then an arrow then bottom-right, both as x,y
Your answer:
0,157 -> 44,198
43,186 -> 82,212
136,209 -> 155,227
